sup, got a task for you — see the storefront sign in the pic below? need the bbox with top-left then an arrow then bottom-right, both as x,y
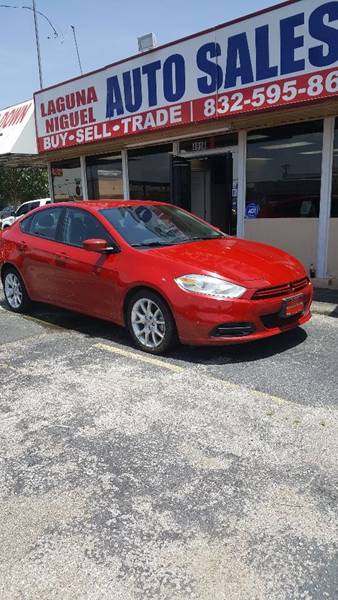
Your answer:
246,202 -> 260,219
0,100 -> 36,155
191,140 -> 208,152
34,0 -> 338,152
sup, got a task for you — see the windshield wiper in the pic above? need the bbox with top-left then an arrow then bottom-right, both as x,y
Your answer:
187,235 -> 225,242
131,235 -> 225,248
131,241 -> 174,248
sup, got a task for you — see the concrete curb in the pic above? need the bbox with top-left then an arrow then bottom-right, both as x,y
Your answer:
312,301 -> 338,318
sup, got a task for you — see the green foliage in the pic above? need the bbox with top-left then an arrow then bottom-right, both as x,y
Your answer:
0,167 -> 49,209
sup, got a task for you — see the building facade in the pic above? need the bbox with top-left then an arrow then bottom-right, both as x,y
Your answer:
32,0 -> 338,281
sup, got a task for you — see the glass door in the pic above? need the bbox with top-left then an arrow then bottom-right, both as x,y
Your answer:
172,151 -> 234,234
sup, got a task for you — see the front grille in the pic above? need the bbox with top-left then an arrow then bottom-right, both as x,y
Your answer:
261,313 -> 302,329
211,322 -> 255,338
252,277 -> 309,300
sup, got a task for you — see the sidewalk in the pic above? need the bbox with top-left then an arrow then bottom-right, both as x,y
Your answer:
312,287 -> 338,318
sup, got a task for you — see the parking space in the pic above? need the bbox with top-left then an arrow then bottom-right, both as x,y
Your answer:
1,288 -> 338,599
2,287 -> 338,409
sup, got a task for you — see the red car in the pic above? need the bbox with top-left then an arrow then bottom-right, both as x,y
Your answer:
0,200 -> 312,354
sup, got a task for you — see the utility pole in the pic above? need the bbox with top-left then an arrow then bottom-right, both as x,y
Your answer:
71,25 -> 83,75
32,0 -> 43,88
1,3 -> 62,89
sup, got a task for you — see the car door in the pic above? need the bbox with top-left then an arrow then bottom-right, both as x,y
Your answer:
55,207 -> 121,319
18,207 -> 66,302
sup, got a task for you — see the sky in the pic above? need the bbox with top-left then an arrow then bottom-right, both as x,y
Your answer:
0,0 -> 282,109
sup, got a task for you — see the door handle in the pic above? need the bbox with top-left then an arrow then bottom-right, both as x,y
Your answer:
18,241 -> 27,252
55,253 -> 68,267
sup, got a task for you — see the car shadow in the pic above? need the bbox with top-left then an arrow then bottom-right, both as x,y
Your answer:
170,327 -> 308,365
0,297 -> 308,366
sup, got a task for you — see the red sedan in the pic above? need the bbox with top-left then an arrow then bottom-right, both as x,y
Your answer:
0,200 -> 312,354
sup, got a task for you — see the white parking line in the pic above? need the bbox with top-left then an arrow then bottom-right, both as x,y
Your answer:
95,342 -> 184,373
95,343 -> 296,409
21,314 -> 66,331
208,374 -> 287,406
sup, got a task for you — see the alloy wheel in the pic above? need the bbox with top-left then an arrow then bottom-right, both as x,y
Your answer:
4,272 -> 23,309
131,298 -> 166,350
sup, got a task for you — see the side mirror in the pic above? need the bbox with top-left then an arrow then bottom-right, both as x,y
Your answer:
83,238 -> 119,253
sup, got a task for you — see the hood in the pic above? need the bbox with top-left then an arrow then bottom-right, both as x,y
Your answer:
149,237 -> 306,287
1,215 -> 15,225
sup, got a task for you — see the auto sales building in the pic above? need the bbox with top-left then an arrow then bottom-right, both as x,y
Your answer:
33,0 -> 338,282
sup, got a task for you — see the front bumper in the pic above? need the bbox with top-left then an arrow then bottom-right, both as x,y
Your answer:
174,281 -> 313,346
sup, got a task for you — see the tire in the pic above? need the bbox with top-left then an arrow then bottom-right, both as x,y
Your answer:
2,267 -> 31,313
126,290 -> 177,355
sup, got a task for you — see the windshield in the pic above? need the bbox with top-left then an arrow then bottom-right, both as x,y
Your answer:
100,205 -> 225,248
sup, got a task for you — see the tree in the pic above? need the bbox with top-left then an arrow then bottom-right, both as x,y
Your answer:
0,167 -> 49,209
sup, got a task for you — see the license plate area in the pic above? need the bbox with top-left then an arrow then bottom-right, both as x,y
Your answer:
280,294 -> 305,318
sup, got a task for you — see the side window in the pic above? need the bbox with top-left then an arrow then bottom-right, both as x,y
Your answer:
16,204 -> 31,217
16,201 -> 40,217
29,208 -> 64,240
20,215 -> 33,233
61,208 -> 114,248
27,201 -> 40,212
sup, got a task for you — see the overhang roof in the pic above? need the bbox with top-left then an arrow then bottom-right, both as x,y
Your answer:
0,100 -> 44,167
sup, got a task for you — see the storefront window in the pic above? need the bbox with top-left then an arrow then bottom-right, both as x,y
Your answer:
128,145 -> 172,202
246,121 -> 323,218
331,119 -> 338,218
86,153 -> 123,200
51,158 -> 83,202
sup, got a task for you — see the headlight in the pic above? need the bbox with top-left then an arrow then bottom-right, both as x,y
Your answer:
175,274 -> 246,299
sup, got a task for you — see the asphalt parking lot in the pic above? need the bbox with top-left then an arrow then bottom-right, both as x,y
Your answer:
1,288 -> 338,599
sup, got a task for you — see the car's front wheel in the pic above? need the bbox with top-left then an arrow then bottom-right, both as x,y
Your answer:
3,268 -> 31,313
127,290 -> 177,354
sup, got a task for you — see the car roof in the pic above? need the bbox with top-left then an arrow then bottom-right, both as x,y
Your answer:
20,198 -> 51,207
48,200 -> 169,210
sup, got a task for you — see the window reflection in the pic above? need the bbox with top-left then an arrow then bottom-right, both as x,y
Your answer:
51,158 -> 83,202
86,153 -> 123,200
100,204 -> 222,247
128,145 -> 171,202
246,122 -> 323,219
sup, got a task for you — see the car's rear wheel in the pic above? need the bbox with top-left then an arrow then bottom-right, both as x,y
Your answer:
127,290 -> 177,354
3,268 -> 31,313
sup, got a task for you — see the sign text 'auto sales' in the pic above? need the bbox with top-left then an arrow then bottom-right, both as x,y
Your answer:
35,0 -> 338,152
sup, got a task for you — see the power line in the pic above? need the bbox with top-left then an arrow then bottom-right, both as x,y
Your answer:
0,3 -> 62,39
0,2 -> 67,89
